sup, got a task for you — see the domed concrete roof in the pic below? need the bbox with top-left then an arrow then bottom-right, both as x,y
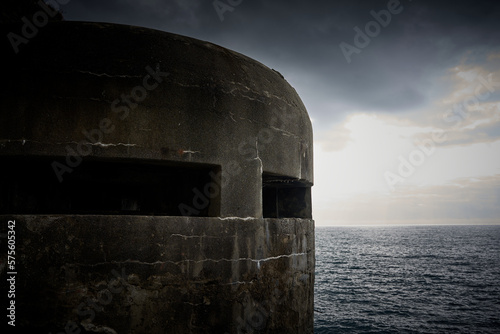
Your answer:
1,21 -> 313,218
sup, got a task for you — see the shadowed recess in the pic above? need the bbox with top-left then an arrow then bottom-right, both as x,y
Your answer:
0,157 -> 220,216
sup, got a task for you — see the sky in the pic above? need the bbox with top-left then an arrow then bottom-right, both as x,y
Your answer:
54,0 -> 500,225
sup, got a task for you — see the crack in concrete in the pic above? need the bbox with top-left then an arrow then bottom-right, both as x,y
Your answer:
223,280 -> 256,286
173,79 -> 297,108
0,139 -> 138,147
255,138 -> 263,175
270,126 -> 301,140
0,139 -> 28,145
238,116 -> 255,124
227,81 -> 296,108
71,252 -> 308,268
88,142 -> 138,147
218,217 -> 255,221
170,234 -> 222,239
76,70 -> 143,79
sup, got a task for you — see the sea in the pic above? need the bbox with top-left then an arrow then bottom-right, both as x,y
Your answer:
314,225 -> 500,333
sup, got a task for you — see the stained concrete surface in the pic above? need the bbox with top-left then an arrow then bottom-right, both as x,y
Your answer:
1,215 -> 314,333
0,21 -> 314,333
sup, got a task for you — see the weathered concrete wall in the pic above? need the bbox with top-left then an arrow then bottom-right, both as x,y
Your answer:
1,21 -> 313,218
1,215 -> 314,333
0,21 -> 314,333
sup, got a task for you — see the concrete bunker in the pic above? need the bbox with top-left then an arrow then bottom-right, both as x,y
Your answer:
0,21 -> 314,333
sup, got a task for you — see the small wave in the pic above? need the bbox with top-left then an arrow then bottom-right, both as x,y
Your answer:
315,225 -> 500,333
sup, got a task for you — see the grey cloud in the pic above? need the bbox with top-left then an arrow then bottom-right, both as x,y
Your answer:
327,175 -> 500,222
433,120 -> 500,147
60,0 -> 500,129
392,176 -> 500,220
316,122 -> 352,151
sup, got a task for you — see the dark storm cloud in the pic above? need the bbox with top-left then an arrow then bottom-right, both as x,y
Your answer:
61,0 -> 500,129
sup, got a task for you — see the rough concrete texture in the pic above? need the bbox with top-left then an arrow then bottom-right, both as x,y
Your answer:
1,21 -> 313,218
1,215 -> 314,333
0,22 -> 314,332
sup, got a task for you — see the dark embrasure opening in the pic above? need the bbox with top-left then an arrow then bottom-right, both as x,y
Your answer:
0,157 -> 220,217
262,173 -> 312,219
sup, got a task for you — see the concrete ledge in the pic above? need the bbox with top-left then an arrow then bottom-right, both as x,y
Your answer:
0,215 -> 314,333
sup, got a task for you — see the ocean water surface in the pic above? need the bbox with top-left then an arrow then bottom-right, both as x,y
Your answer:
314,225 -> 500,333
